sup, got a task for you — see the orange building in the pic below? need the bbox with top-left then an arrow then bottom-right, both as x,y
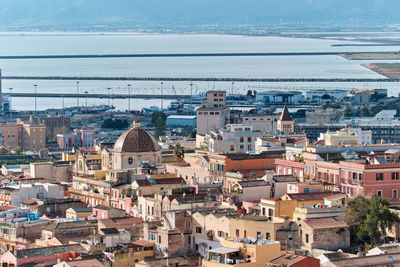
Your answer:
209,151 -> 284,189
0,116 -> 46,151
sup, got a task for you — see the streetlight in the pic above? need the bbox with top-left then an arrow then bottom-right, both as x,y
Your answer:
190,82 -> 193,114
8,88 -> 12,117
127,84 -> 131,111
107,87 -> 111,106
76,81 -> 80,107
160,82 -> 164,110
34,84 -> 38,113
84,91 -> 88,110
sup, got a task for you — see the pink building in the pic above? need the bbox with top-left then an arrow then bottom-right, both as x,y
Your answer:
275,159 -> 305,178
73,127 -> 95,147
287,182 -> 324,194
277,156 -> 400,204
56,133 -> 76,149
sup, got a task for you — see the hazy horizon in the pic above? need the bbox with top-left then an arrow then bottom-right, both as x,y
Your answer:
0,0 -> 400,31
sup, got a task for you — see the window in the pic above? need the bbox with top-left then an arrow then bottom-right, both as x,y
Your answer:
257,232 -> 261,237
236,229 -> 239,237
262,207 -> 266,216
240,145 -> 244,149
196,227 -> 202,234
230,145 -> 234,152
305,234 -> 309,243
244,230 -> 247,238
266,232 -> 271,239
394,190 -> 398,199
359,173 -> 363,181
248,145 -> 252,150
218,231 -> 224,237
247,137 -> 251,142
128,157 -> 133,165
393,172 -> 399,180
376,173 -> 383,181
377,190 -> 383,198
240,137 -> 244,143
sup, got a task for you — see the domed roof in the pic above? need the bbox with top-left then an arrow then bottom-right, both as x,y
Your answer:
113,125 -> 160,153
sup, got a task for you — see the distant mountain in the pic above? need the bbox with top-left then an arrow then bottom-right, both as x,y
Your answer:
0,0 -> 399,30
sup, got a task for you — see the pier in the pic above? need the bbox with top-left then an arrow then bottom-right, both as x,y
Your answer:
1,76 -> 398,82
0,51 -> 394,59
8,93 -> 189,100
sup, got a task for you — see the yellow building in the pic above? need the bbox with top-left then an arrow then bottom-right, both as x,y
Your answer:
65,207 -> 93,219
229,215 -> 287,241
260,192 -> 338,219
203,238 -> 282,267
108,240 -> 155,267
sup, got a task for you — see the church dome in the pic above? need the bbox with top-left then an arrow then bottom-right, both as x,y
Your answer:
113,121 -> 160,153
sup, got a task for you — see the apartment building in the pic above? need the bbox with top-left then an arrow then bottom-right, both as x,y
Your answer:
205,124 -> 262,153
0,117 -> 46,151
197,91 -> 230,135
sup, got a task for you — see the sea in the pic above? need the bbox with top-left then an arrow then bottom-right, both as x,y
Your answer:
1,32 -> 400,111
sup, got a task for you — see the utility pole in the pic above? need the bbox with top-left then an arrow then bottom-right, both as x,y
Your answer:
8,88 -> 12,117
190,82 -> 193,114
107,87 -> 111,106
34,84 -> 37,113
76,81 -> 80,107
127,84 -> 131,111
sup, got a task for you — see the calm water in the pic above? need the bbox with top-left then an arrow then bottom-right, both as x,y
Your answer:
0,32 -> 399,111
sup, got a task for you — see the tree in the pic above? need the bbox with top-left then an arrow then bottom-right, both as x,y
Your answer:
154,116 -> 166,138
152,111 -> 167,138
347,195 -> 399,246
358,196 -> 399,245
151,111 -> 166,125
174,143 -> 184,162
345,196 -> 370,243
246,90 -> 253,97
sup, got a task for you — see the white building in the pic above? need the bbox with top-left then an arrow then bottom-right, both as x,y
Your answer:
255,91 -> 303,104
5,183 -> 65,207
241,114 -> 278,133
305,89 -> 348,101
196,91 -> 230,135
318,128 -> 372,145
205,124 -> 262,153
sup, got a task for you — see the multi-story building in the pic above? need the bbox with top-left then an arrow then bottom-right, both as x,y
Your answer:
38,114 -> 70,135
204,124 -> 262,153
209,151 -> 284,189
0,183 -> 64,207
73,127 -> 95,147
56,133 -> 76,149
241,114 -> 278,133
0,117 -> 46,152
197,91 -> 230,135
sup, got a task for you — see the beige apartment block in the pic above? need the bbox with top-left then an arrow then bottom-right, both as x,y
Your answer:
0,117 -> 46,151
